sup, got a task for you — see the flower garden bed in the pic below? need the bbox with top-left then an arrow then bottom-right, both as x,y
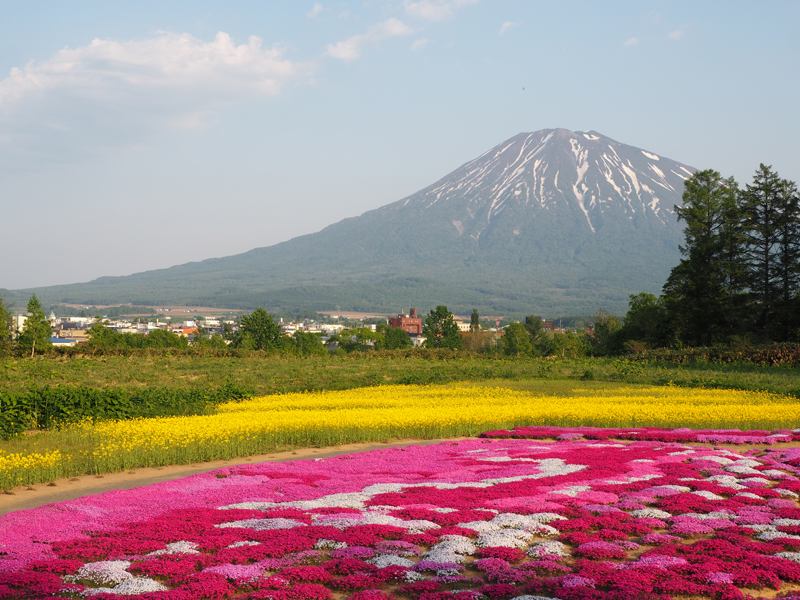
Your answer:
1,431 -> 800,599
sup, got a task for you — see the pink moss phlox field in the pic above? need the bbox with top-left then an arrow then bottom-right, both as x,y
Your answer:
483,425 -> 800,446
2,435 -> 800,599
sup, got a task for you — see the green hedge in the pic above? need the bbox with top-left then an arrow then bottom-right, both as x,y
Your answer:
0,382 -> 252,438
628,343 -> 800,367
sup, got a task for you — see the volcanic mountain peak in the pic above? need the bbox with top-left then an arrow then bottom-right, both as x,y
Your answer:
393,128 -> 694,239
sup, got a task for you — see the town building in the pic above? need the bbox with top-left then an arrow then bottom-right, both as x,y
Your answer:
388,308 -> 422,335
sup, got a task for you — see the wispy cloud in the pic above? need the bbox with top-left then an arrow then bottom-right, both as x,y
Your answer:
0,31 -> 313,161
306,3 -> 323,19
411,38 -> 429,51
326,18 -> 413,61
404,0 -> 480,22
624,37 -> 639,47
499,22 -> 517,36
668,25 -> 689,40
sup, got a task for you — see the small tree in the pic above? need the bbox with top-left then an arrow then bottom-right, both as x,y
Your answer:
622,293 -> 668,348
0,297 -> 12,357
524,315 -> 550,356
380,326 -> 412,350
235,308 -> 283,350
291,331 -> 327,356
422,305 -> 463,349
18,294 -> 52,357
588,311 -> 624,356
502,322 -> 533,357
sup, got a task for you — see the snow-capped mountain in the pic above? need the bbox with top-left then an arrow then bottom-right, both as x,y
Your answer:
13,129 -> 696,315
375,128 -> 692,243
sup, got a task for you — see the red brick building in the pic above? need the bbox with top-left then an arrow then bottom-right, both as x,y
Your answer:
388,308 -> 422,335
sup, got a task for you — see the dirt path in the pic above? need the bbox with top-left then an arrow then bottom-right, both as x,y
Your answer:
0,438 -> 467,516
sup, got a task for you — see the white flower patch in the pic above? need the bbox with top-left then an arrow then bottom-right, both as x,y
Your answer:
742,477 -> 772,486
757,530 -> 800,542
216,518 -> 307,531
368,555 -> 415,568
743,524 -> 776,533
549,485 -> 591,497
432,535 -> 477,555
776,552 -> 800,563
404,571 -> 425,582
110,577 -> 169,595
527,540 -> 570,557
227,541 -> 261,548
314,539 -> 347,550
315,514 -> 404,530
691,491 -> 725,500
629,508 -> 672,520
425,548 -> 467,564
476,529 -> 534,549
732,459 -> 763,468
148,541 -> 200,556
630,459 -> 655,463
526,513 -> 567,524
81,577 -> 168,596
431,507 -> 459,513
684,511 -> 735,520
725,465 -> 763,476
403,520 -> 442,534
67,561 -> 133,586
735,492 -> 763,500
705,475 -> 745,490
773,519 -> 800,527
669,450 -> 697,456
511,596 -> 564,600
657,485 -> 692,493
775,488 -> 800,498
691,455 -> 735,465
760,469 -> 792,479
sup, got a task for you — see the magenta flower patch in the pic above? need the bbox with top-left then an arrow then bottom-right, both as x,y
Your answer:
1,434 -> 800,599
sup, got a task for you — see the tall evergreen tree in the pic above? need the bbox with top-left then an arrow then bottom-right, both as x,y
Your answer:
663,170 -> 742,345
774,178 -> 800,338
740,164 -> 783,342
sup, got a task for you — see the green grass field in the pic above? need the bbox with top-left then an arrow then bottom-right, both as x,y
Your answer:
2,354 -> 799,398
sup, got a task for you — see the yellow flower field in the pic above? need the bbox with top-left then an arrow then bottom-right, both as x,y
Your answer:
1,383 -> 797,490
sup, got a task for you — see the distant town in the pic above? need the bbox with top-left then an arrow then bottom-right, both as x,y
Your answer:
8,305 -> 578,349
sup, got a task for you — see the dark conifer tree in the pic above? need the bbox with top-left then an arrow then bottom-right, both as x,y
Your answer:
740,164 -> 783,342
663,169 -> 741,345
774,178 -> 800,339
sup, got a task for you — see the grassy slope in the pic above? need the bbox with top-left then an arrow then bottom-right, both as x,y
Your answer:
2,355 -> 800,398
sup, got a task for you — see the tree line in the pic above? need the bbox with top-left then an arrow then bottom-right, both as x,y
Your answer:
612,164 -> 800,349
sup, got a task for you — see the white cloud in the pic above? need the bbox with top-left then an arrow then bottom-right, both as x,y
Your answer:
668,25 -> 688,40
624,37 -> 639,47
404,0 -> 479,22
306,3 -> 323,19
411,38 -> 429,51
499,21 -> 517,35
326,18 -> 413,61
0,31 -> 312,162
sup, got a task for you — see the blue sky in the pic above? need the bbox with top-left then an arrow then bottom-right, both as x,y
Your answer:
2,1 -> 798,289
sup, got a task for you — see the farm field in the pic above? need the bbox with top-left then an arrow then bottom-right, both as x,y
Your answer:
3,355 -> 800,398
2,435 -> 800,600
1,382 -> 798,491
